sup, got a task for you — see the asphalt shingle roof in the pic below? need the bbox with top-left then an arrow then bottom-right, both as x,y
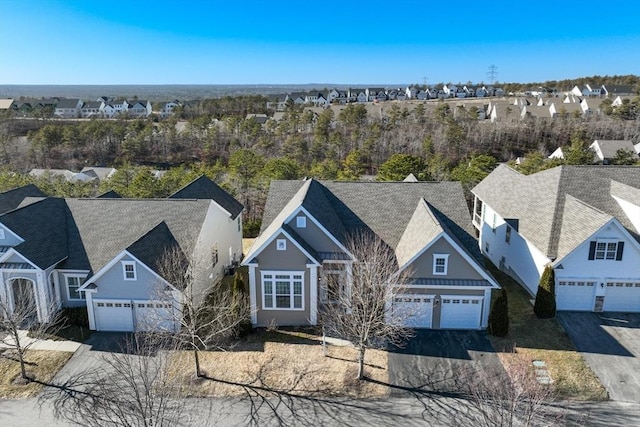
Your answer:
169,175 -> 243,219
472,165 -> 640,260
0,184 -> 46,215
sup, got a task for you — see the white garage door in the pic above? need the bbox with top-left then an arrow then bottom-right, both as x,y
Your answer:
556,281 -> 595,311
394,295 -> 433,328
440,296 -> 483,329
94,300 -> 134,332
604,282 -> 640,312
134,301 -> 177,332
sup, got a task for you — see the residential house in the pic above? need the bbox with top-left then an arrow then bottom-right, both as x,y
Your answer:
29,169 -> 94,183
54,99 -> 82,119
602,85 -> 635,97
590,140 -> 639,164
0,99 -> 14,112
80,101 -> 103,118
80,167 -> 117,181
472,165 -> 640,313
157,100 -> 181,118
348,89 -> 368,103
126,100 -> 152,117
266,94 -> 288,111
328,89 -> 347,104
243,179 -> 500,330
0,176 -> 244,332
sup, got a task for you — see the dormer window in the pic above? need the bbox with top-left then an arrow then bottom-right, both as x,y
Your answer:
276,239 -> 287,251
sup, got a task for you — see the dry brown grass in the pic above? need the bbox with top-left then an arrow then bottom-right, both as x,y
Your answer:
168,332 -> 388,398
488,264 -> 608,401
242,238 -> 256,255
0,350 -> 72,398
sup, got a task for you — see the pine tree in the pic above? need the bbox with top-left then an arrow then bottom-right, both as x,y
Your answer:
534,266 -> 556,318
489,288 -> 509,337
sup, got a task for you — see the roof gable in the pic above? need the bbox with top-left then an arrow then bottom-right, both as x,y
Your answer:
0,184 -> 47,215
169,175 -> 243,219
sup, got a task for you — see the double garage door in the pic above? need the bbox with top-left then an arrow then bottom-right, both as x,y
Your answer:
395,294 -> 483,329
555,281 -> 640,312
93,300 -> 177,332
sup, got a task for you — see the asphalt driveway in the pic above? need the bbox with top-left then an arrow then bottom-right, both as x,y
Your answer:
388,330 -> 502,395
557,312 -> 640,403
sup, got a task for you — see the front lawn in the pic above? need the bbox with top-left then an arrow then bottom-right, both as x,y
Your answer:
168,329 -> 388,398
0,350 -> 72,398
487,265 -> 608,401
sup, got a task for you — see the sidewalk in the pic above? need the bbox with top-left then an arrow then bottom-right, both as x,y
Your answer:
0,330 -> 81,352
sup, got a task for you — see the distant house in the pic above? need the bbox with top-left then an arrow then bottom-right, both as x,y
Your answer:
29,169 -> 94,182
602,85 -> 635,97
81,101 -> 103,118
157,100 -> 181,118
246,113 -> 269,125
348,89 -> 367,103
590,140 -> 639,164
81,167 -> 117,181
266,94 -> 288,111
54,98 -> 82,118
126,100 -> 152,117
405,86 -> 418,99
0,99 -> 14,111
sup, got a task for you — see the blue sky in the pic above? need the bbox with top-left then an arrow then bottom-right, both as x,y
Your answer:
1,0 -> 639,85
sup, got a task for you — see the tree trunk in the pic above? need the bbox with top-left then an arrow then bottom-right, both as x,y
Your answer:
357,346 -> 366,380
194,349 -> 202,378
14,326 -> 29,380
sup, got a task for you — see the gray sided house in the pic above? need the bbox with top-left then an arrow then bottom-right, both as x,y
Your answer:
0,176 -> 243,332
243,179 -> 499,330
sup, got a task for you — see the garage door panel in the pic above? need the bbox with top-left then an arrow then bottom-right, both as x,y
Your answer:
604,282 -> 640,313
134,301 -> 177,332
556,281 -> 595,311
394,295 -> 433,329
94,300 -> 134,332
440,296 -> 482,329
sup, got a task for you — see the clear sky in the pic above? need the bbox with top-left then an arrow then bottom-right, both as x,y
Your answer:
1,0 -> 639,85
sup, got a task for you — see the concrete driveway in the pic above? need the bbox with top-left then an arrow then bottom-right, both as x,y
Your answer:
388,330 -> 502,395
557,312 -> 640,403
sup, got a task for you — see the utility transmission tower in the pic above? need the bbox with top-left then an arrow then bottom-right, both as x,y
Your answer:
487,65 -> 498,84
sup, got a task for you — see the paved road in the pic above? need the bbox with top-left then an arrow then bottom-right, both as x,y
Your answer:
388,330 -> 502,394
557,312 -> 640,403
2,395 -> 639,426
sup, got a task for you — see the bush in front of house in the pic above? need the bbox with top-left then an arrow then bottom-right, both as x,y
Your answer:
534,265 -> 556,318
489,287 -> 509,337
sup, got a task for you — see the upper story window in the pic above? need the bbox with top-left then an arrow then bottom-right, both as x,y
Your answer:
505,226 -> 512,244
588,240 -> 624,261
65,274 -> 86,300
122,261 -> 137,280
433,254 -> 450,275
276,239 -> 287,251
296,216 -> 307,228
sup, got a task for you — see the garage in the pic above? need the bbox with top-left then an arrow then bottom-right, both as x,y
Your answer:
604,282 -> 640,312
93,300 -> 134,332
93,299 -> 178,332
134,300 -> 178,332
439,296 -> 483,329
395,295 -> 433,328
556,281 -> 596,311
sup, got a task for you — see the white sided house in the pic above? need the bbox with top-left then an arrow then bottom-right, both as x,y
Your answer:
472,165 -> 640,313
0,176 -> 244,332
243,179 -> 499,331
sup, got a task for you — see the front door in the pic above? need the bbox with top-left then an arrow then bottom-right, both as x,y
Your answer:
11,278 -> 37,321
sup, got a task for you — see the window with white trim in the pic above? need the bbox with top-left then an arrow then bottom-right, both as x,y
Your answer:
588,240 -> 623,261
296,216 -> 307,228
276,239 -> 287,251
433,254 -> 449,275
65,274 -> 86,300
122,261 -> 137,280
262,272 -> 304,310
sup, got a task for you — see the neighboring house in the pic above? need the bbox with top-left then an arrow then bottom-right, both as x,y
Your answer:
590,140 -> 638,164
0,176 -> 244,332
548,147 -> 565,160
243,179 -> 500,330
266,94 -> 287,111
81,166 -> 118,181
245,113 -> 269,125
0,99 -> 14,111
602,85 -> 635,97
126,100 -> 152,117
0,184 -> 46,215
29,169 -> 94,182
157,100 -> 181,118
472,165 -> 640,313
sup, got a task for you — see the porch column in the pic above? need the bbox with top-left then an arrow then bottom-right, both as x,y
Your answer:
36,272 -> 47,323
308,264 -> 318,325
248,264 -> 257,325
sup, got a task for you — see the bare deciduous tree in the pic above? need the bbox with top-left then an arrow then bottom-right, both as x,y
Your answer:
0,277 -> 62,382
155,246 -> 251,378
319,233 -> 415,380
463,355 -> 558,427
41,333 -> 197,427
